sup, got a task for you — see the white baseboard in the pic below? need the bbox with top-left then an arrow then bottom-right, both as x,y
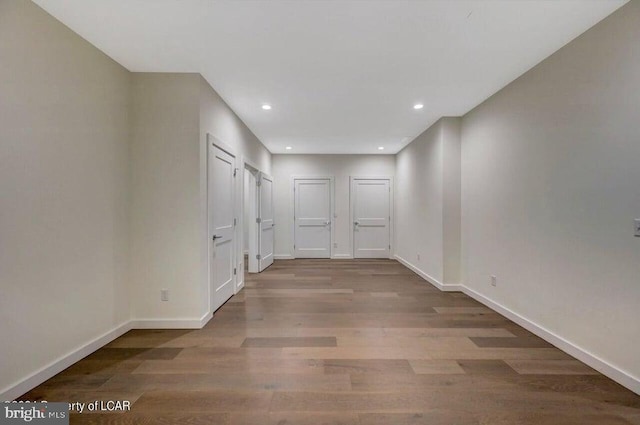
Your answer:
236,280 -> 245,292
394,255 -> 462,292
394,255 -> 639,395
332,254 -> 353,259
1,310 -> 219,401
199,311 -> 213,328
460,285 -> 640,395
130,315 -> 209,329
274,254 -> 294,260
0,321 -> 132,401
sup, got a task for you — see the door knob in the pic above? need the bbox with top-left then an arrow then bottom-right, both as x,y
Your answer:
212,234 -> 223,240
354,221 -> 359,225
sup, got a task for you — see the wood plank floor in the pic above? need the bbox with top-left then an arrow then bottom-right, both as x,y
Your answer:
19,259 -> 640,424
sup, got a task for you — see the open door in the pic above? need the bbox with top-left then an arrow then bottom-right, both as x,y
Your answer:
245,167 -> 259,273
257,172 -> 274,271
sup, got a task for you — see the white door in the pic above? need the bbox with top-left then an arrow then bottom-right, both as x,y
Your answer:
245,168 -> 259,274
208,144 -> 236,312
258,173 -> 274,271
352,178 -> 391,258
294,178 -> 332,258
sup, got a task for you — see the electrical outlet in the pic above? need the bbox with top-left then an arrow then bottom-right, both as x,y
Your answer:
490,275 -> 497,287
635,219 -> 640,237
161,289 -> 169,301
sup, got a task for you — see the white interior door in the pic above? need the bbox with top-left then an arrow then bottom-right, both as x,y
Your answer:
245,168 -> 259,273
352,178 -> 391,258
258,173 -> 274,271
294,178 -> 332,258
209,144 -> 236,312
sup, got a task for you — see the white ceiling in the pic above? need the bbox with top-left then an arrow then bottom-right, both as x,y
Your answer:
34,0 -> 627,154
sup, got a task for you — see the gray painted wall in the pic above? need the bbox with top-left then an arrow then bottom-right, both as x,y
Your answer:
395,118 -> 461,286
0,0 -> 131,395
462,1 -> 640,383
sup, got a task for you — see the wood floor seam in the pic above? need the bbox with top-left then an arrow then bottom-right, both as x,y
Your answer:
17,259 -> 640,424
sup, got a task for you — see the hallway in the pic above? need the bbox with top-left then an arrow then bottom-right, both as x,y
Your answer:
20,260 -> 640,424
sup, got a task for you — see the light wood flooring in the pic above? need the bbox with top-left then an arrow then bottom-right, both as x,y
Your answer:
19,259 -> 640,424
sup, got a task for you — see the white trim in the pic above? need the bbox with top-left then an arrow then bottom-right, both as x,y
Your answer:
350,175 -> 395,259
332,254 -> 354,259
257,171 -> 275,272
290,175 -> 335,259
244,165 -> 260,274
131,310 -> 212,330
393,255 -> 640,395
274,254 -> 295,260
1,310 -> 218,400
0,321 -> 131,401
395,254 -> 462,292
460,285 -> 640,395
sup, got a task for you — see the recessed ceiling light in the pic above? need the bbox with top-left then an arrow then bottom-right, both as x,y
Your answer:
378,146 -> 385,150
413,103 -> 424,110
262,104 -> 272,110
285,146 -> 292,150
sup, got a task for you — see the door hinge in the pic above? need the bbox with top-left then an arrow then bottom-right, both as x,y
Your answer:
233,168 -> 238,177
389,244 -> 391,249
256,254 -> 261,260
233,267 -> 237,275
234,218 -> 237,226
256,180 -> 262,187
256,217 -> 262,224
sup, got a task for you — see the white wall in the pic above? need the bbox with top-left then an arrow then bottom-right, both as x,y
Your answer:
462,1 -> 640,388
395,118 -> 461,287
272,154 -> 395,258
0,0 -> 131,397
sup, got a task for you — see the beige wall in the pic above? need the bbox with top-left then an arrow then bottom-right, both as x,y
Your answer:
461,1 -> 640,387
0,0 -> 131,396
198,76 -> 272,315
272,154 -> 395,258
0,2 -> 272,398
129,73 -> 202,321
395,118 -> 461,287
130,74 -> 273,322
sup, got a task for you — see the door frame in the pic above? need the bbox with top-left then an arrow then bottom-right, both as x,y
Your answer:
290,175 -> 335,259
257,171 -> 275,271
207,134 -> 239,314
242,160 -> 260,275
349,175 -> 394,259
